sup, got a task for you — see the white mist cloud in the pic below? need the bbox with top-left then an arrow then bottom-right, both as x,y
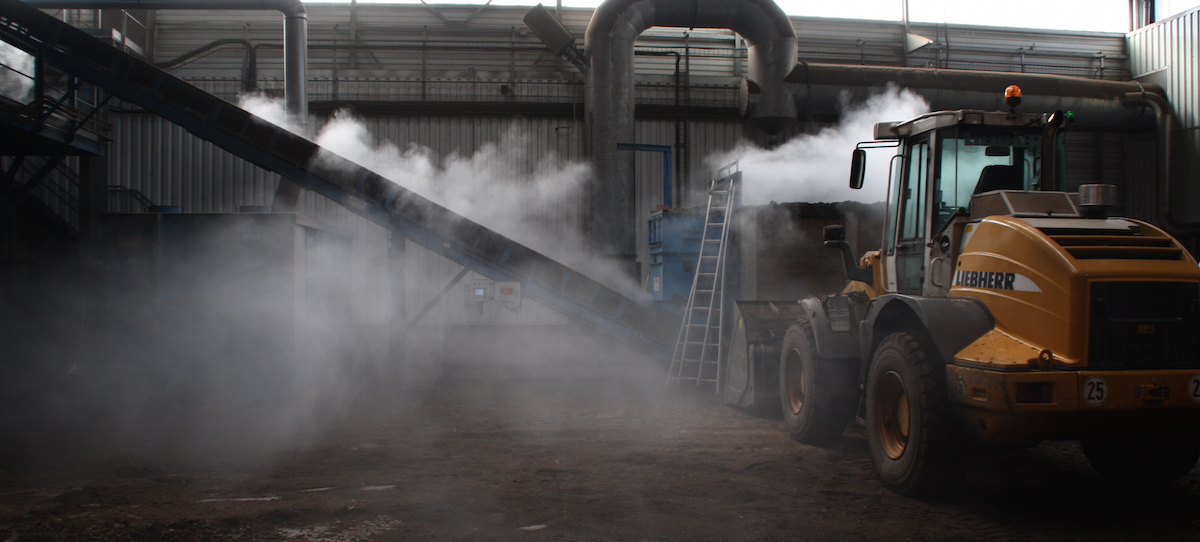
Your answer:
239,92 -> 306,136
314,108 -> 594,265
714,85 -> 929,205
0,42 -> 35,103
240,95 -> 595,263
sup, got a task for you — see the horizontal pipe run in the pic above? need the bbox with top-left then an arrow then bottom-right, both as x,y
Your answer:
783,63 -> 1164,129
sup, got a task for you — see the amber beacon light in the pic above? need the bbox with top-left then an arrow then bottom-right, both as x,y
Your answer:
1005,85 -> 1023,109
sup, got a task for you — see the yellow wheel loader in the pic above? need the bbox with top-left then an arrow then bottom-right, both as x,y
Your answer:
760,89 -> 1200,496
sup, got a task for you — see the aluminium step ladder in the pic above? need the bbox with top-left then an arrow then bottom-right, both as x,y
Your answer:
666,167 -> 740,391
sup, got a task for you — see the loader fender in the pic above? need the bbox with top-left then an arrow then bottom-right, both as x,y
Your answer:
860,294 -> 994,366
800,292 -> 870,360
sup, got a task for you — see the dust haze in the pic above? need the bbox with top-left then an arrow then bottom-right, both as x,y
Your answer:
0,85 -> 917,476
0,93 -> 658,474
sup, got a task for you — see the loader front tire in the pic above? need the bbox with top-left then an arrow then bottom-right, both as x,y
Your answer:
866,331 -> 963,497
778,317 -> 856,447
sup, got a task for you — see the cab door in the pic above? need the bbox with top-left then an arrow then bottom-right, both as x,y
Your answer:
892,135 -> 932,295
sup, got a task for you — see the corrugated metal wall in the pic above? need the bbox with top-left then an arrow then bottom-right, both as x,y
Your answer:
91,5 -> 1144,326
147,6 -> 1130,99
1129,7 -> 1200,226
110,113 -> 280,212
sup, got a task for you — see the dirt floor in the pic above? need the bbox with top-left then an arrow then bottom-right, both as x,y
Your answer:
3,332 -> 1200,542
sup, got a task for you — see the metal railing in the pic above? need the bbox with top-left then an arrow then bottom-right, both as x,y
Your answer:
106,185 -> 156,213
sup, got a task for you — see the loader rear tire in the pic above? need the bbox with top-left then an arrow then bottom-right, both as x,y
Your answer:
1081,435 -> 1200,485
866,331 -> 963,497
778,317 -> 856,447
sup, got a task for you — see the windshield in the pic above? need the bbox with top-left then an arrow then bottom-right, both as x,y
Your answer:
933,126 -> 1062,234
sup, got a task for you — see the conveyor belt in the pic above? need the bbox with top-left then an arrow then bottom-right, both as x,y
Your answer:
0,0 -> 676,358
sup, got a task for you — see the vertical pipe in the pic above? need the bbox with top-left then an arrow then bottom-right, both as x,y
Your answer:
283,6 -> 307,126
350,0 -> 358,69
421,26 -> 428,101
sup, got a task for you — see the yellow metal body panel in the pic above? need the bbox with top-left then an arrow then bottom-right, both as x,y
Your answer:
843,250 -> 882,298
947,365 -> 1200,444
941,215 -> 1200,444
951,216 -> 1199,366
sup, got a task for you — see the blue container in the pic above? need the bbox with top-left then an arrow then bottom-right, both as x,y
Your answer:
648,208 -> 705,302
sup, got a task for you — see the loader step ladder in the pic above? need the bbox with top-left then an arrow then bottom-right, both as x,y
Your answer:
666,167 -> 740,391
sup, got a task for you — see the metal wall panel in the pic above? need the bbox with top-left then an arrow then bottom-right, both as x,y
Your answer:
1129,7 -> 1200,224
1130,9 -> 1199,128
1123,134 -> 1160,223
1063,131 -> 1127,191
148,5 -> 1132,105
110,112 -> 282,213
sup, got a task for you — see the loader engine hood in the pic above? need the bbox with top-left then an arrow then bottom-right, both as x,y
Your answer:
950,212 -> 1200,369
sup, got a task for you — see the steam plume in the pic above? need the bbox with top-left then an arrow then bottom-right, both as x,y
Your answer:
240,94 -> 597,269
713,85 -> 929,205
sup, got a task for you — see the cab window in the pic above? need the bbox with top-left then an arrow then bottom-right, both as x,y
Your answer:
899,138 -> 930,241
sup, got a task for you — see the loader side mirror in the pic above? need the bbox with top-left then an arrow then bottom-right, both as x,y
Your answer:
824,224 -> 873,283
849,149 -> 866,189
823,225 -> 846,245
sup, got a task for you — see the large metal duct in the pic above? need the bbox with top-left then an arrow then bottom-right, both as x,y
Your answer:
21,0 -> 307,122
584,0 -> 797,274
782,63 -> 1162,129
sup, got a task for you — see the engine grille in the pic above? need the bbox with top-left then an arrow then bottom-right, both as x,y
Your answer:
1088,281 -> 1200,370
1050,234 -> 1184,260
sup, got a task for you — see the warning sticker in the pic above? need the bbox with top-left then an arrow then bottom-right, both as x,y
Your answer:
953,270 -> 1042,292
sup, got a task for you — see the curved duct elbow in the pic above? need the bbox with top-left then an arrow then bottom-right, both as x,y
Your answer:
587,0 -> 796,130
741,38 -> 797,135
583,0 -> 798,267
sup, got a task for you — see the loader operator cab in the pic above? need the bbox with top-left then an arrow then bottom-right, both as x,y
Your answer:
847,97 -> 1069,297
